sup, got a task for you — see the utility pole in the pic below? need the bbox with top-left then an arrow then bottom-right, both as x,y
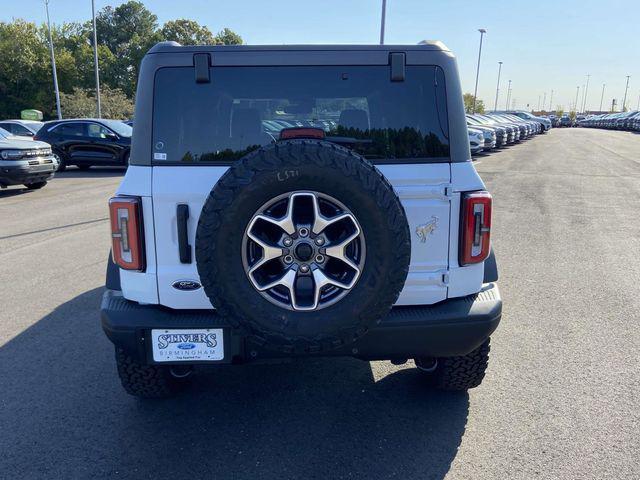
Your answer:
582,74 -> 590,113
579,85 -> 585,114
622,75 -> 630,111
637,92 -> 640,110
574,86 -> 580,113
542,92 -> 547,111
379,0 -> 387,44
505,80 -> 512,110
472,29 -> 486,113
91,0 -> 101,118
537,95 -> 541,111
549,89 -> 554,111
44,0 -> 62,120
599,83 -> 606,112
493,61 -> 502,112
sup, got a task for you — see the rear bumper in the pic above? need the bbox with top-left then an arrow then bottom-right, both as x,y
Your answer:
101,283 -> 502,365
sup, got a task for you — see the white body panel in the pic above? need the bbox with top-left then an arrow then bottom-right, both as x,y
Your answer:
115,161 -> 487,309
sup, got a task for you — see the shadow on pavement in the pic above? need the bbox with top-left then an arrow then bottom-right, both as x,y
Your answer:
0,288 -> 469,479
0,187 -> 34,198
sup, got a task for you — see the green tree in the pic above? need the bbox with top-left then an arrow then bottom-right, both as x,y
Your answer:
0,20 -> 51,117
463,93 -> 485,114
95,1 -> 160,96
160,19 -> 215,45
59,86 -> 134,119
0,1 -> 243,119
214,27 -> 243,45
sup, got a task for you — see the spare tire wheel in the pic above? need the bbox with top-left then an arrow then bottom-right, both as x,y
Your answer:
195,139 -> 410,353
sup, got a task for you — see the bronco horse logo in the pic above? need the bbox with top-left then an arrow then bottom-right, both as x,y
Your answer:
416,216 -> 439,243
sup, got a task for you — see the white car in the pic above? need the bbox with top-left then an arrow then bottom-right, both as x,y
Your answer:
0,119 -> 44,138
468,127 -> 485,154
0,127 -> 57,190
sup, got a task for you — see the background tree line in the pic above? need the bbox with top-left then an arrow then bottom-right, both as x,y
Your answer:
0,1 -> 242,120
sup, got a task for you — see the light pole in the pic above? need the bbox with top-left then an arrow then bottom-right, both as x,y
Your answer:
44,0 -> 62,120
91,0 -> 101,118
582,74 -> 590,113
379,0 -> 387,44
599,83 -> 606,112
579,84 -> 585,114
472,29 -> 486,113
542,92 -> 547,112
537,95 -> 541,111
622,75 -> 630,111
505,80 -> 512,110
574,86 -> 580,113
549,89 -> 554,111
493,61 -> 502,112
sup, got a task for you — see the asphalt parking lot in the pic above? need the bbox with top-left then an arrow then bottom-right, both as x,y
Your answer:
1,128 -> 638,479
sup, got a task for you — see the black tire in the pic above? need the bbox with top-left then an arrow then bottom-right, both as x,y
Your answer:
115,348 -> 188,398
77,165 -> 91,171
24,181 -> 47,190
53,150 -> 66,172
417,339 -> 491,391
195,139 -> 411,354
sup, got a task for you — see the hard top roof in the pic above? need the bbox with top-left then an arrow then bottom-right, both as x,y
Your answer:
147,41 -> 450,55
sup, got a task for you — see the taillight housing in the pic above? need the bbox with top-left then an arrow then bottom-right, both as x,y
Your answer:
109,196 -> 145,271
459,191 -> 492,266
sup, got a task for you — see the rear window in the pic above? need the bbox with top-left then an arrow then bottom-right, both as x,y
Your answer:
152,65 -> 449,164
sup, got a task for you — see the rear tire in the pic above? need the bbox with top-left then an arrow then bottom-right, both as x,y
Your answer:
416,339 -> 491,391
24,181 -> 47,190
115,348 -> 189,398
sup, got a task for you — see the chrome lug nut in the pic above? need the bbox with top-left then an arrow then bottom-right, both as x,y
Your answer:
283,237 -> 293,247
299,264 -> 310,273
283,255 -> 294,264
298,227 -> 309,237
315,254 -> 325,263
314,237 -> 325,246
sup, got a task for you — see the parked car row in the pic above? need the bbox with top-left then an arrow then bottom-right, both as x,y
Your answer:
0,117 -> 132,191
466,111 -> 551,155
577,111 -> 640,131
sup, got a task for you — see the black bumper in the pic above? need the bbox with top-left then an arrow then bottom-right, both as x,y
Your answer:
0,164 -> 56,187
101,283 -> 502,365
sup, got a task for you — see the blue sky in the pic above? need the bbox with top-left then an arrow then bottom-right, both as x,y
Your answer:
4,0 -> 639,111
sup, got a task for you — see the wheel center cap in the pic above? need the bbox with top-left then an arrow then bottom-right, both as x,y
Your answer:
294,242 -> 313,261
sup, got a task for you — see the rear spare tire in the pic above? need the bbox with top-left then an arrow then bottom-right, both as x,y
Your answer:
195,139 -> 410,353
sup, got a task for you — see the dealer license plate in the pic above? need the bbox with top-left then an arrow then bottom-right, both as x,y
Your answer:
151,329 -> 224,362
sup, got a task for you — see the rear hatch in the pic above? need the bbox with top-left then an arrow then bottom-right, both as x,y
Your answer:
149,59 -> 454,309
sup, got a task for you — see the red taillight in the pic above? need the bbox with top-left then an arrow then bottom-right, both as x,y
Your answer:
279,127 -> 326,140
460,191 -> 492,266
109,196 -> 145,271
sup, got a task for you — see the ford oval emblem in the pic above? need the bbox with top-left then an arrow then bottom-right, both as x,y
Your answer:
177,343 -> 196,350
172,280 -> 202,291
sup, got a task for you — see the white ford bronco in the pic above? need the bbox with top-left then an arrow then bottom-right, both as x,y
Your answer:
101,42 -> 501,398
